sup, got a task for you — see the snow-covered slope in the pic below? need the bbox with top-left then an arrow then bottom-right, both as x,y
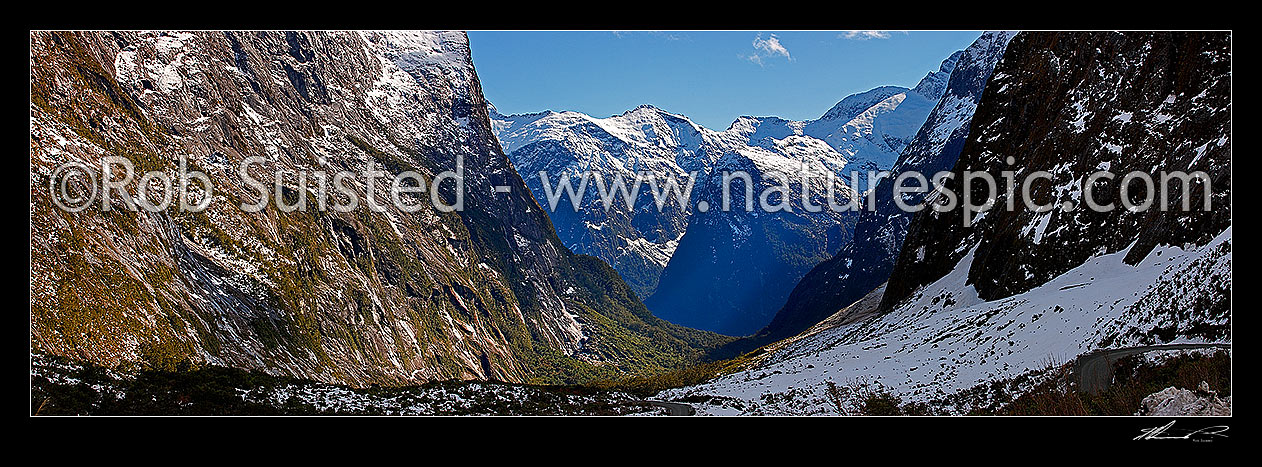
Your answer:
659,31 -> 1231,414
662,227 -> 1230,415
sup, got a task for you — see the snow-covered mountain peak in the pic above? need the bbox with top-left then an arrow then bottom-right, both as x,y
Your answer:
486,49 -> 967,332
757,31 -> 1018,345
360,31 -> 474,91
911,50 -> 964,100
490,103 -> 706,156
619,103 -> 668,117
815,85 -> 909,124
802,88 -> 935,178
725,116 -> 807,147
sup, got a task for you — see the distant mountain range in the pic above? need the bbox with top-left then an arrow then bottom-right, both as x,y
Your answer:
756,31 -> 1016,345
489,50 -> 963,335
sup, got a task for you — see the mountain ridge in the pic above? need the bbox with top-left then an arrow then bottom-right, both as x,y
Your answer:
488,50 -> 966,335
30,30 -> 727,387
750,31 -> 1017,346
658,31 -> 1231,415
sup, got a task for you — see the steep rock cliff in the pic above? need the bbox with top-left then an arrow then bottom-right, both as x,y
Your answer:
29,31 -> 725,386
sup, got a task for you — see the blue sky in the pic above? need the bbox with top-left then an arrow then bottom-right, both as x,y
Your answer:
468,31 -> 984,130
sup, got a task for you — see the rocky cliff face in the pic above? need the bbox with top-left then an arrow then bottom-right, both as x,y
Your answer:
658,33 -> 1231,414
883,31 -> 1231,320
755,31 -> 1015,344
29,31 -> 724,386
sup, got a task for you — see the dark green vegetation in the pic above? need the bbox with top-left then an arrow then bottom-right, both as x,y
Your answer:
972,351 -> 1230,416
812,350 -> 1230,415
31,353 -> 665,416
585,347 -> 766,397
824,380 -> 934,416
508,255 -> 735,385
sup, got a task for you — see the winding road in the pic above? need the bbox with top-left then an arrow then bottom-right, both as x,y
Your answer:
1071,343 -> 1230,394
647,400 -> 696,416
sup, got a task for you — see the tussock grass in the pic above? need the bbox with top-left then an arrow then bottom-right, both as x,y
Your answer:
994,350 -> 1230,416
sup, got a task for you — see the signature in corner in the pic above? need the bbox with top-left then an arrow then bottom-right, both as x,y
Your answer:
1135,420 -> 1229,441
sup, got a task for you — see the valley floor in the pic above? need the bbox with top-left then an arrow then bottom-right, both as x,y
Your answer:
30,353 -> 676,416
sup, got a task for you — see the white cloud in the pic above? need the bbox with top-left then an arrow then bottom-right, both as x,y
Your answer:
745,33 -> 791,67
840,30 -> 907,40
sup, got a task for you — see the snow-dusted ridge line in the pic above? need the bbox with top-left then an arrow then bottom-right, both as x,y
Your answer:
756,31 -> 1016,343
486,48 -> 965,332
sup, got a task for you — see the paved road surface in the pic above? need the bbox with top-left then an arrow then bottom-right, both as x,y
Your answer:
647,400 -> 696,416
1071,343 -> 1230,394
